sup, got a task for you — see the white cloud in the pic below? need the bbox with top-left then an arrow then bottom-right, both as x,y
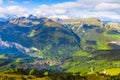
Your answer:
32,0 -> 120,21
95,3 -> 120,10
0,0 -> 120,21
0,7 -> 5,17
0,0 -> 3,4
0,6 -> 30,17
7,0 -> 17,4
23,1 -> 30,4
34,0 -> 120,20
34,4 -> 67,16
78,0 -> 120,4
78,11 -> 120,21
49,15 -> 69,19
23,0 -> 32,4
33,2 -> 83,18
6,6 -> 29,16
0,7 -> 3,12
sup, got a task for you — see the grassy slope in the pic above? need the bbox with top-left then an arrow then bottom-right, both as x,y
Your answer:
0,73 -> 50,80
0,72 -> 120,80
63,49 -> 120,76
64,29 -> 120,73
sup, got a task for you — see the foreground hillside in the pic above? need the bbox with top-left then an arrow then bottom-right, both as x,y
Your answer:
0,71 -> 120,80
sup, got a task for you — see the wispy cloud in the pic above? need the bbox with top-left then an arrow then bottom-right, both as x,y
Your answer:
0,0 -> 120,21
95,3 -> 120,10
0,0 -> 3,4
0,6 -> 30,17
7,0 -> 17,4
32,0 -> 120,21
23,0 -> 32,4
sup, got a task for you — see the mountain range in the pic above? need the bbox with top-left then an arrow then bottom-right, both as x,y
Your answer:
0,15 -> 81,57
0,15 -> 120,80
0,15 -> 120,56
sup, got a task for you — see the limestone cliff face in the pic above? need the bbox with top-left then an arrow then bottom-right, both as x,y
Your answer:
60,18 -> 104,27
105,22 -> 120,31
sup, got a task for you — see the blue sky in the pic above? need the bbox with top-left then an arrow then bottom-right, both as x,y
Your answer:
2,0 -> 76,7
0,0 -> 120,21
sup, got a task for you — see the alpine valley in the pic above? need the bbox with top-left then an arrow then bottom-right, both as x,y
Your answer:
0,15 -> 120,80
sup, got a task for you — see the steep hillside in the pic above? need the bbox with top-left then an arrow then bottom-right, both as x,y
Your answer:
0,17 -> 81,56
60,18 -> 120,50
